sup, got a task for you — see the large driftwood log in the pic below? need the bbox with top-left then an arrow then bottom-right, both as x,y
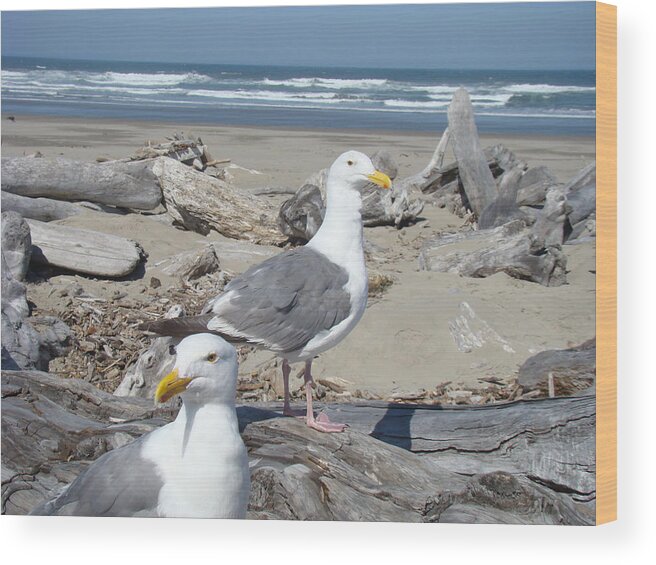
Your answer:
447,88 -> 498,217
2,369 -> 594,523
153,157 -> 286,246
1,157 -> 163,210
27,219 -> 144,278
418,219 -> 568,286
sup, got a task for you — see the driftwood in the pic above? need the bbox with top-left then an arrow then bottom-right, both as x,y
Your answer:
1,157 -> 163,210
160,245 -> 221,281
1,252 -> 72,371
153,157 -> 286,246
2,367 -> 595,523
516,166 -> 559,207
2,191 -> 82,222
27,219 -> 144,278
518,339 -> 596,397
113,305 -> 183,399
278,184 -> 325,243
447,88 -> 498,217
418,218 -> 568,286
1,211 -> 32,281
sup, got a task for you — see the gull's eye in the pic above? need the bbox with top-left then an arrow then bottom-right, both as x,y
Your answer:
347,160 -> 354,166
207,352 -> 219,364
168,344 -> 176,356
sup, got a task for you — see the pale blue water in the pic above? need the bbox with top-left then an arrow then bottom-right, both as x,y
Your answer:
1,56 -> 595,136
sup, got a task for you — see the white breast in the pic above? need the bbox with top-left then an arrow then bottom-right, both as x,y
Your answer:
142,405 -> 250,519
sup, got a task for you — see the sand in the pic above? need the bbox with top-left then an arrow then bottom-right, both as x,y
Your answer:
1,114 -> 596,397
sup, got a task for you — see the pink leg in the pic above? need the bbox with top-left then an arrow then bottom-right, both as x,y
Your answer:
281,359 -> 299,417
303,359 -> 347,433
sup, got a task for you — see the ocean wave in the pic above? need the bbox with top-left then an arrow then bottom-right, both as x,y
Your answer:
83,71 -> 212,86
187,89 -> 347,104
261,77 -> 387,89
503,83 -> 596,94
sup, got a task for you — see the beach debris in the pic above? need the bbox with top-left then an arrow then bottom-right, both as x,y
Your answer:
1,211 -> 32,281
153,157 -> 286,245
277,183 -> 324,242
517,338 -> 596,397
562,162 -> 596,243
27,219 -> 145,278
419,218 -> 568,286
160,244 -> 221,281
113,305 -> 183,399
1,157 -> 163,210
2,192 -> 81,222
447,88 -> 499,218
515,166 -> 559,207
1,247 -> 72,371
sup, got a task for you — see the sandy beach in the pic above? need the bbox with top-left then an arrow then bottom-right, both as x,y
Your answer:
1,114 -> 596,398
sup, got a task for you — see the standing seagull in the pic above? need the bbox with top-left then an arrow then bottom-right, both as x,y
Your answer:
142,151 -> 391,433
31,334 -> 250,518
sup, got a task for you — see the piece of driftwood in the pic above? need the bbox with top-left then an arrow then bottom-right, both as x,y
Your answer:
153,157 -> 286,246
113,305 -> 183,399
1,252 -> 72,371
447,88 -> 498,217
2,191 -> 82,222
478,167 -> 527,229
278,184 -> 325,243
1,211 -> 32,281
27,219 -> 144,278
2,368 -> 594,524
1,157 -> 163,210
160,245 -> 221,281
418,219 -> 568,286
516,166 -> 559,207
518,339 -> 596,397
370,149 -> 399,181
394,127 -> 451,195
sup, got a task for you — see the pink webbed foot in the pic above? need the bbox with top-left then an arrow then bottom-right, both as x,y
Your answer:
306,411 -> 348,433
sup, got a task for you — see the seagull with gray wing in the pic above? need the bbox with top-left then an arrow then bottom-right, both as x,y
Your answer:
141,151 -> 392,433
31,334 -> 250,518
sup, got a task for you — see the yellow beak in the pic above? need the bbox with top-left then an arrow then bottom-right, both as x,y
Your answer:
155,368 -> 193,403
367,170 -> 392,189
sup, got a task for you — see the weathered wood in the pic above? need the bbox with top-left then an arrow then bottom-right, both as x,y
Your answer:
518,339 -> 596,396
516,166 -> 559,207
160,245 -> 221,281
153,157 -> 286,246
278,184 -> 325,243
2,191 -> 82,222
1,211 -> 32,281
418,219 -> 568,286
27,219 -> 144,278
1,157 -> 163,210
478,167 -> 527,229
447,88 -> 498,217
395,127 -> 450,195
3,368 -> 594,523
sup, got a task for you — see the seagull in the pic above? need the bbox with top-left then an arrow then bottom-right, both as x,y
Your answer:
142,151 -> 391,433
30,334 -> 250,518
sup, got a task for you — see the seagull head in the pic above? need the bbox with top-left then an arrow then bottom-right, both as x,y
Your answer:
327,150 -> 392,194
154,333 -> 238,405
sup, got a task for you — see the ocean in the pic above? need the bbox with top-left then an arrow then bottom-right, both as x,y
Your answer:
1,57 -> 595,136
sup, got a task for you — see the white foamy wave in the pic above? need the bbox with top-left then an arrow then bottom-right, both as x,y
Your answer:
187,89 -> 347,104
262,77 -> 387,89
503,83 -> 596,94
384,99 -> 449,109
84,71 -> 211,86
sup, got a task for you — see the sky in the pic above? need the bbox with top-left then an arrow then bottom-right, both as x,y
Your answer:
1,2 -> 596,70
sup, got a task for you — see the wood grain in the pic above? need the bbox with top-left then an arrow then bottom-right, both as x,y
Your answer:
595,1 -> 617,525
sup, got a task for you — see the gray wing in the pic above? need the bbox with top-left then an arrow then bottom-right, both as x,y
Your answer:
30,437 -> 163,517
209,247 -> 352,353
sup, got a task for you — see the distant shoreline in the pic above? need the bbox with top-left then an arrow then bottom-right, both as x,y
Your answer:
0,113 -> 595,143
